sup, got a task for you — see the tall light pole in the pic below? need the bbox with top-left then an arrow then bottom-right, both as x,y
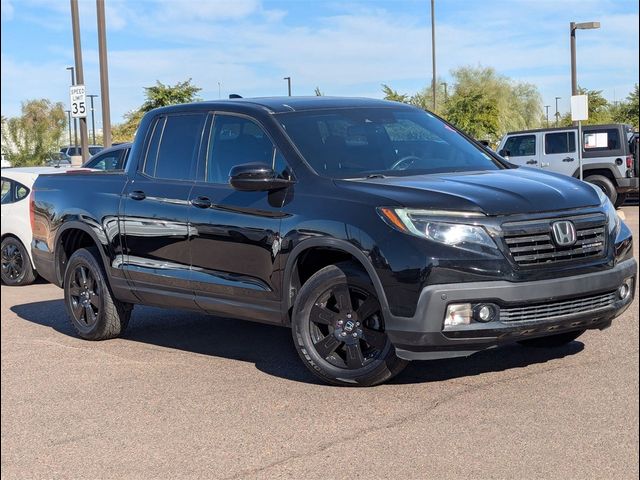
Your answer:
570,21 -> 600,96
70,0 -> 89,162
66,66 -> 78,148
218,82 -> 222,99
544,105 -> 551,127
430,0 -> 436,111
97,0 -> 112,148
65,110 -> 72,146
555,96 -> 561,127
441,82 -> 448,102
87,94 -> 98,144
283,76 -> 292,96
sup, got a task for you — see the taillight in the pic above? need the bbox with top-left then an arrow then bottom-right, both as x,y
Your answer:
626,155 -> 633,169
29,190 -> 36,232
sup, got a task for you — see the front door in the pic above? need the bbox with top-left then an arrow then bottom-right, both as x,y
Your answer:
541,129 -> 577,176
189,113 -> 293,324
501,134 -> 539,168
121,112 -> 206,309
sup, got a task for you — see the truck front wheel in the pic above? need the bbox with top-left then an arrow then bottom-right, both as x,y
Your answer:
63,247 -> 131,340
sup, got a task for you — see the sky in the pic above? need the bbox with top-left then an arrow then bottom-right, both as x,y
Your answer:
1,0 -> 638,128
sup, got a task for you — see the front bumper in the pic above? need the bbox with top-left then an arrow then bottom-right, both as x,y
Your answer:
387,258 -> 637,360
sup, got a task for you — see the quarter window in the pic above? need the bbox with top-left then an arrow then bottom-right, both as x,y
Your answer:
544,132 -> 576,154
584,128 -> 620,151
503,135 -> 536,157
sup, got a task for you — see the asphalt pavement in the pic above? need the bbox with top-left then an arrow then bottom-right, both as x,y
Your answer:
2,206 -> 638,479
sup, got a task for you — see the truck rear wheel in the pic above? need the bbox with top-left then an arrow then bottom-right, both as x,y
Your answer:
63,247 -> 131,340
291,262 -> 407,387
584,175 -> 617,205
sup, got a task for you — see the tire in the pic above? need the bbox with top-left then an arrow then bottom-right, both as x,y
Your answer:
291,261 -> 408,387
518,329 -> 585,348
63,247 -> 131,340
614,193 -> 628,208
1,236 -> 37,286
584,175 -> 617,205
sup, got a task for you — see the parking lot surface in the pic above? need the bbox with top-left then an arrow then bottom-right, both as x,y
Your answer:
2,207 -> 638,480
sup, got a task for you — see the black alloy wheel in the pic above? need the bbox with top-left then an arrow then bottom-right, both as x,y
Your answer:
67,264 -> 101,332
1,237 -> 36,286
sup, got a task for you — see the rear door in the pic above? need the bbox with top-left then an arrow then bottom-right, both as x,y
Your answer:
121,112 -> 206,309
501,134 -> 539,168
541,129 -> 577,176
188,112 -> 292,323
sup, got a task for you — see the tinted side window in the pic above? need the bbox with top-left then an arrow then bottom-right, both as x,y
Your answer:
545,132 -> 576,154
153,114 -> 206,181
15,183 -> 29,200
1,179 -> 29,204
86,150 -> 124,170
1,178 -> 11,204
207,115 -> 276,184
503,135 -> 536,157
584,128 -> 620,151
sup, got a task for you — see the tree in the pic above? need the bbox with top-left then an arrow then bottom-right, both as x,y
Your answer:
445,89 -> 500,140
609,84 -> 639,128
382,84 -> 409,103
559,86 -> 614,126
111,78 -> 201,142
1,99 -> 66,167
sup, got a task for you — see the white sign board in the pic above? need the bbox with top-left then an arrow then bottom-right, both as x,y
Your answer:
571,94 -> 588,121
69,85 -> 87,118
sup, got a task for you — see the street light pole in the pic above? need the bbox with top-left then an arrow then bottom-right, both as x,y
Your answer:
441,82 -> 448,102
87,94 -> 98,144
66,66 -> 78,149
544,105 -> 551,127
430,0 -> 436,111
65,110 -> 72,146
555,96 -> 561,127
569,21 -> 600,124
284,76 -> 292,96
70,0 -> 89,162
97,0 -> 112,148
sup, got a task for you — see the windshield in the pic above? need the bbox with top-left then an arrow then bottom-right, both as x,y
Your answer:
277,108 -> 503,178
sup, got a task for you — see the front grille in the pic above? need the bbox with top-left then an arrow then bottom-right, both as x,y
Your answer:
502,213 -> 607,267
500,291 -> 617,323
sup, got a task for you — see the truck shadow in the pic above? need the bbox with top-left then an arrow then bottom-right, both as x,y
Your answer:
11,299 -> 584,386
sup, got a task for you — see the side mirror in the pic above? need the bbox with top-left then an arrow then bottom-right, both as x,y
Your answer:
498,149 -> 511,158
229,163 -> 294,191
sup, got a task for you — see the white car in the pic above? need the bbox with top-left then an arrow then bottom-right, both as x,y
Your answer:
1,167 -> 70,285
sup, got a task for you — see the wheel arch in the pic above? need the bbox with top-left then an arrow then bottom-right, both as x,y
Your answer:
53,221 -> 110,286
283,238 -> 390,321
1,233 -> 36,270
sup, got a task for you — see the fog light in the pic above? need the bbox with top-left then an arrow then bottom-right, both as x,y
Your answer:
618,278 -> 633,300
444,304 -> 472,327
474,303 -> 497,322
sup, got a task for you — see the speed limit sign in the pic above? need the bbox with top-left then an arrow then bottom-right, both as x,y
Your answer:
69,85 -> 87,118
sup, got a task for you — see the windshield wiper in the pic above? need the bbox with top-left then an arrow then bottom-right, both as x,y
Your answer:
364,173 -> 387,179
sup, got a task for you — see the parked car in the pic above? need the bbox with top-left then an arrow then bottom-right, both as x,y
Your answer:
1,167 -> 70,285
497,124 -> 638,207
59,145 -> 104,161
31,97 -> 636,386
82,143 -> 131,171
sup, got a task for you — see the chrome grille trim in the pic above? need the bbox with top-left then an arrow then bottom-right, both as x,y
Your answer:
500,291 -> 617,323
502,213 -> 607,266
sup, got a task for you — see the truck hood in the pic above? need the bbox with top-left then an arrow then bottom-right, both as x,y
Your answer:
334,168 -> 601,215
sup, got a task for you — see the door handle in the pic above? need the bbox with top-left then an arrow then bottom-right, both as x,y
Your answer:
526,159 -> 538,165
562,157 -> 575,162
191,196 -> 212,209
129,190 -> 146,201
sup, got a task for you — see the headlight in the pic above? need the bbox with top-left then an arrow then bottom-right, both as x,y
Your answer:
378,207 -> 498,254
591,185 -> 620,235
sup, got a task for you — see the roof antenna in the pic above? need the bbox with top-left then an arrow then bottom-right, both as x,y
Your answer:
229,94 -> 243,99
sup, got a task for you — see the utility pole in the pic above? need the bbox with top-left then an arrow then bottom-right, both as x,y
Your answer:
66,66 -> 78,148
544,105 -> 551,127
87,94 -> 98,144
97,0 -> 112,147
430,0 -> 436,111
70,0 -> 89,162
284,76 -> 292,96
555,96 -> 561,127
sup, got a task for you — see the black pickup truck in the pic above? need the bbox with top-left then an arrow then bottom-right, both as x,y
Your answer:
30,97 -> 636,386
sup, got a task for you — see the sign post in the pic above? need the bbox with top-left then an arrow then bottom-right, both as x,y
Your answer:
69,85 -> 87,119
571,94 -> 589,180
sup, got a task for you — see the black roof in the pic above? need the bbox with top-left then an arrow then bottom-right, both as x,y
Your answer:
155,96 -> 414,115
